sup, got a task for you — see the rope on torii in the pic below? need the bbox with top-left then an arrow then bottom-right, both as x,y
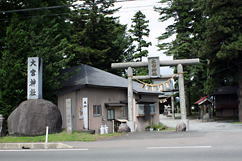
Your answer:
134,75 -> 175,87
133,75 -> 174,92
133,73 -> 182,91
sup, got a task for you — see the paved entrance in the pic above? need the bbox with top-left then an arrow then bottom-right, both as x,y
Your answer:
160,114 -> 242,132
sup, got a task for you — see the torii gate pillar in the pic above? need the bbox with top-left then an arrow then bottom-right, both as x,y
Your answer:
177,64 -> 189,130
127,67 -> 135,132
177,64 -> 186,120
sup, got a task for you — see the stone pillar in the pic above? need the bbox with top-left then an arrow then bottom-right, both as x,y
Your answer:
127,67 -> 134,132
177,64 -> 187,120
65,98 -> 73,133
0,114 -> 4,136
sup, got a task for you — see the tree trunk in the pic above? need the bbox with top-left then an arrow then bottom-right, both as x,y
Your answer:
239,64 -> 242,122
186,90 -> 191,116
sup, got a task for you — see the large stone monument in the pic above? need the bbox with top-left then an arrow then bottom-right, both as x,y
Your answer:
8,99 -> 62,136
7,57 -> 62,136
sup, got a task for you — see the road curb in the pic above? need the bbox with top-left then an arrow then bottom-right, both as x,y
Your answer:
0,143 -> 73,150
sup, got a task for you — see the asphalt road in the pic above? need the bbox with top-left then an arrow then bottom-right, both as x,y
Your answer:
1,131 -> 242,161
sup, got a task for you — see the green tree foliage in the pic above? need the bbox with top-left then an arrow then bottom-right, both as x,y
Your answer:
0,0 -> 72,118
0,0 -> 134,118
67,0 -> 133,73
129,10 -> 151,62
155,0 -> 205,105
202,0 -> 242,90
156,0 -> 242,104
128,11 -> 151,77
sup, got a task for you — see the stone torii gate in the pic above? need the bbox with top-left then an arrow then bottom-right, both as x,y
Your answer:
111,58 -> 200,131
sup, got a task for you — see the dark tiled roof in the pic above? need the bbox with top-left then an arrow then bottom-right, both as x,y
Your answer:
61,64 -> 160,94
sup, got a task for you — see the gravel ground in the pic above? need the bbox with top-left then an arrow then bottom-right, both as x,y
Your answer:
160,114 -> 242,132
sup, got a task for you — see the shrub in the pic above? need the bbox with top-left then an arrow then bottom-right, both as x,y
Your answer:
145,123 -> 167,131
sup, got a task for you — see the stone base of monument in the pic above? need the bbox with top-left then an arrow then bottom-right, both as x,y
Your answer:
7,99 -> 62,136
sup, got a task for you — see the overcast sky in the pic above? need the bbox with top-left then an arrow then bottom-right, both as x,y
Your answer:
114,0 -> 174,75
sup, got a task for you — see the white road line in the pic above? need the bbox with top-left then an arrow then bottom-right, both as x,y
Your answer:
147,146 -> 212,150
0,148 -> 89,152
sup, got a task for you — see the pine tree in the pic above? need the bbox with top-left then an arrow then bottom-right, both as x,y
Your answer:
67,0 -> 133,73
129,10 -> 151,62
156,0 -> 242,117
155,0 -> 206,105
202,0 -> 242,81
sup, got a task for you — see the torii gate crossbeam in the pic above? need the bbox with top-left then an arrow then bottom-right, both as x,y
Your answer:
112,58 -> 199,68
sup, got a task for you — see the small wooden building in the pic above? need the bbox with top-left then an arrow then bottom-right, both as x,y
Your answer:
194,96 -> 213,120
213,86 -> 239,119
57,64 -> 160,133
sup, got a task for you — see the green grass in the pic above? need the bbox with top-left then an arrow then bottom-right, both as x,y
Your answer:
161,127 -> 176,131
0,131 -> 123,143
232,122 -> 242,124
146,123 -> 175,132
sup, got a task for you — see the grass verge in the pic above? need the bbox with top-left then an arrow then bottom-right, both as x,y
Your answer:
0,131 -> 123,143
232,122 -> 242,124
146,123 -> 175,131
161,127 -> 176,131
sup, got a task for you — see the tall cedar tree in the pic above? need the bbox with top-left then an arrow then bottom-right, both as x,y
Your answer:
0,0 -> 72,118
201,0 -> 242,89
67,0 -> 133,73
128,11 -> 151,77
129,10 -> 151,62
156,0 -> 242,115
155,0 -> 205,109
